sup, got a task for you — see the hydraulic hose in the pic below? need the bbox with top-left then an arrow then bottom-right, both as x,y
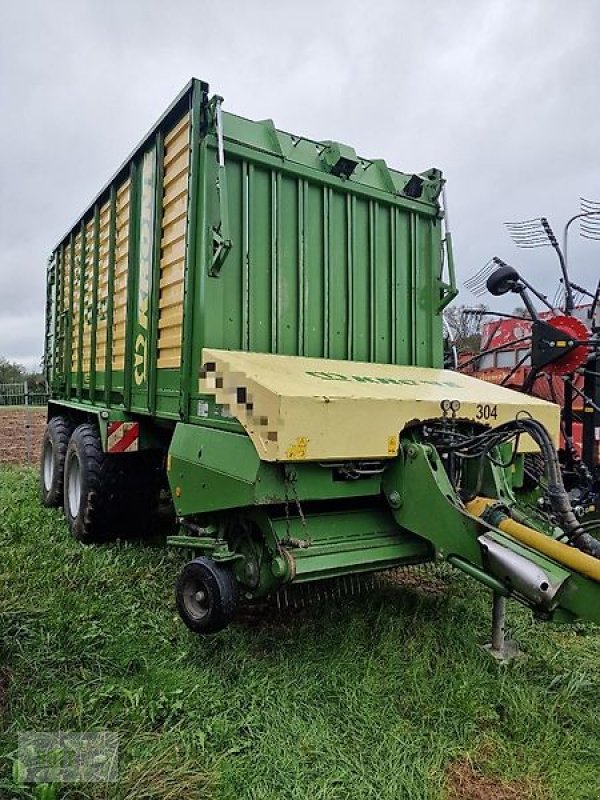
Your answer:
466,497 -> 600,583
514,419 -> 600,559
423,416 -> 600,558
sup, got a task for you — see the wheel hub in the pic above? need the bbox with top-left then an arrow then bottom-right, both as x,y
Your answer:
43,441 -> 54,491
67,456 -> 81,518
183,579 -> 210,620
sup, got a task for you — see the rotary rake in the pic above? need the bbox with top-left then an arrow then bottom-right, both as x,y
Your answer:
460,200 -> 600,525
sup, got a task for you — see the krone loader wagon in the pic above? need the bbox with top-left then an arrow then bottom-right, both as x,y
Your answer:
42,78 -> 600,646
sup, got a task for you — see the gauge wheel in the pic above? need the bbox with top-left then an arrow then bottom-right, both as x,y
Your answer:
175,557 -> 239,634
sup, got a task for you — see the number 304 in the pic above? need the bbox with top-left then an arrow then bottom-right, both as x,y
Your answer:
476,403 -> 498,420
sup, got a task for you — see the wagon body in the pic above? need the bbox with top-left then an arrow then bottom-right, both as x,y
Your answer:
44,78 -> 455,427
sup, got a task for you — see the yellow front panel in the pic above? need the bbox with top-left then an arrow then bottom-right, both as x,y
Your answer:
70,231 -> 82,372
112,178 -> 130,371
157,112 -> 190,369
95,200 -> 111,372
201,350 -> 561,462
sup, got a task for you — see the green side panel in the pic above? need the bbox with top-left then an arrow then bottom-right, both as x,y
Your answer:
268,508 -> 432,582
196,128 -> 444,375
168,425 -> 267,515
167,423 -> 384,517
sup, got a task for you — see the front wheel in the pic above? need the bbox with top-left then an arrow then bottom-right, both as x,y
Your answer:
175,557 -> 239,634
40,416 -> 74,507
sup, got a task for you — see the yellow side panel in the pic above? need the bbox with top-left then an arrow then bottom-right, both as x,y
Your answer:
81,218 -> 95,377
157,112 -> 189,369
70,231 -> 82,372
201,350 -> 562,462
95,200 -> 111,372
112,178 -> 130,371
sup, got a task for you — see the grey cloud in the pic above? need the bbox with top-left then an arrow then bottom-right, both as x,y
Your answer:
2,0 -> 600,368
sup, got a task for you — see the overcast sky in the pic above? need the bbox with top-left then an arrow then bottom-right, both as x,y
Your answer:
1,0 -> 599,368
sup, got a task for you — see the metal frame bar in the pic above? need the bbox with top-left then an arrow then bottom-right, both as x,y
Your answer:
123,160 -> 139,410
90,204 -> 100,402
66,234 -> 75,397
179,81 -> 204,421
104,186 -> 117,406
76,220 -> 86,398
148,129 -> 165,416
55,246 -> 64,387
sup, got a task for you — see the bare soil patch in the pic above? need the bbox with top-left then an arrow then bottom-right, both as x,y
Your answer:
446,757 -> 545,800
0,407 -> 46,465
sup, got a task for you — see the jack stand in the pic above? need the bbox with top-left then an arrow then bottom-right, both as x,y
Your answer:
483,592 -> 522,664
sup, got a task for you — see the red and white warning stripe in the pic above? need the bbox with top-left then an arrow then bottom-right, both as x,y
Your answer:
107,421 -> 140,453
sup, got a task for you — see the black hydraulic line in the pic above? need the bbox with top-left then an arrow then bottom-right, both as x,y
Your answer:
425,417 -> 600,557
503,418 -> 599,555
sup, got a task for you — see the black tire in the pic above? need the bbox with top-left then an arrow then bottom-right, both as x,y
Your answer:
64,423 -> 123,543
175,557 -> 239,634
40,416 -> 74,507
486,264 -> 520,296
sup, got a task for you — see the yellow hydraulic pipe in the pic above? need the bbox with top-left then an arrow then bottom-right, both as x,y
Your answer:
466,497 -> 600,584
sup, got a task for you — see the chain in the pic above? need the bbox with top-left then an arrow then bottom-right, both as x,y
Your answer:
284,468 -> 307,530
283,473 -> 291,539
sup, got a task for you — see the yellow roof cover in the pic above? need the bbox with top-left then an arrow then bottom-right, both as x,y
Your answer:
200,349 -> 560,462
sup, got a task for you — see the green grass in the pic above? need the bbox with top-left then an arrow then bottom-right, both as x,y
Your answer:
1,466 -> 599,799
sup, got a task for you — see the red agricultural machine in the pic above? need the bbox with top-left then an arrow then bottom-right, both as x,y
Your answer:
455,201 -> 600,524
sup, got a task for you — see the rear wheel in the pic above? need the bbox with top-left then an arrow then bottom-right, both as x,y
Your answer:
175,557 -> 239,634
64,423 -> 162,544
64,423 -> 120,543
40,416 -> 74,507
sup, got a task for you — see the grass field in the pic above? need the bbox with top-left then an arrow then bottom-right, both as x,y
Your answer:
1,466 -> 599,799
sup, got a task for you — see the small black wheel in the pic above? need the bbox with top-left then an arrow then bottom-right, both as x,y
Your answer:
486,265 -> 520,296
40,416 -> 74,507
175,557 -> 239,634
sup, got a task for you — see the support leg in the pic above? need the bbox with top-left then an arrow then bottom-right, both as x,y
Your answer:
483,591 -> 522,663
